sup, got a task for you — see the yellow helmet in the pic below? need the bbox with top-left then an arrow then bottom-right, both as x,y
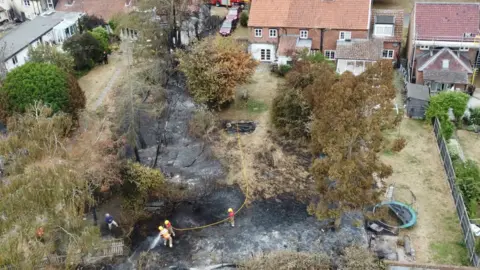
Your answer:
228,208 -> 233,213
165,220 -> 170,225
158,226 -> 164,231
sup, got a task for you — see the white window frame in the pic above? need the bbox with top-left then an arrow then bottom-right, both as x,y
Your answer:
374,24 -> 394,37
24,0 -> 30,6
254,28 -> 262,38
260,49 -> 271,61
299,30 -> 308,39
459,47 -> 469,52
419,45 -> 429,50
12,55 -> 18,65
382,50 -> 394,59
324,50 -> 335,60
269,29 -> 277,38
339,31 -> 351,40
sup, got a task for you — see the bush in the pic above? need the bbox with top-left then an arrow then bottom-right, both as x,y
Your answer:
391,137 -> 407,152
0,63 -> 70,113
177,37 -> 257,108
426,91 -> 469,140
240,12 -> 249,27
271,86 -> 311,138
470,108 -> 480,126
453,159 -> 480,216
275,64 -> 292,77
189,108 -> 216,139
63,32 -> 104,70
28,44 -> 74,72
240,251 -> 330,270
90,26 -> 110,53
66,74 -> 86,118
340,246 -> 385,270
79,14 -> 106,32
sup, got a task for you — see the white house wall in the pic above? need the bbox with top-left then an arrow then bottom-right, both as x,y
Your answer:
0,0 -> 51,20
277,56 -> 291,65
336,59 -> 376,76
250,43 -> 276,62
3,29 -> 55,72
4,46 -> 28,71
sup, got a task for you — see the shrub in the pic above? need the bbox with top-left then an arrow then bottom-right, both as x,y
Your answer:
470,108 -> 480,126
426,91 -> 469,140
240,251 -> 331,270
189,108 -> 216,139
63,32 -> 104,70
0,63 -> 70,113
177,37 -> 257,108
79,14 -> 106,32
276,64 -> 292,77
454,159 -> 480,216
391,137 -> 407,152
271,86 -> 311,138
28,44 -> 74,72
340,246 -> 385,270
240,12 -> 249,27
66,74 -> 86,118
90,26 -> 110,53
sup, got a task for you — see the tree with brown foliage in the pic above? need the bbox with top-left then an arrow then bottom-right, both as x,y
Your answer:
308,60 -> 396,218
271,52 -> 335,139
177,36 -> 257,108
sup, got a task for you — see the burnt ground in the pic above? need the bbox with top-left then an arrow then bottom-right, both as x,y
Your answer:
113,186 -> 367,270
108,71 -> 368,270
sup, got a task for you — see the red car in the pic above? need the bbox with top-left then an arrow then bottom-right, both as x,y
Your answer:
219,19 -> 236,36
226,7 -> 241,21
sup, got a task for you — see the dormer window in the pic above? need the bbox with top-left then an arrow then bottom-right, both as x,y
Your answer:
374,15 -> 394,37
442,59 -> 449,69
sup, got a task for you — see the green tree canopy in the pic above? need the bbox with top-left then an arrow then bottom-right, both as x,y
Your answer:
28,44 -> 74,72
63,32 -> 104,70
426,91 -> 469,139
1,62 -> 70,113
90,26 -> 110,53
177,36 -> 258,107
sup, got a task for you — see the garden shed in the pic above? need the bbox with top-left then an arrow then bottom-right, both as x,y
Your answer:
406,83 -> 430,119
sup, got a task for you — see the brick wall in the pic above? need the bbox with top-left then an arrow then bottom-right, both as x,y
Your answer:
416,69 -> 424,84
384,41 -> 401,62
248,27 -> 279,44
249,26 -> 368,52
322,29 -> 368,51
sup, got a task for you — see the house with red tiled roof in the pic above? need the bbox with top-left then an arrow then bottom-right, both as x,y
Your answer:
247,0 -> 403,75
407,2 -> 480,91
55,0 -> 133,20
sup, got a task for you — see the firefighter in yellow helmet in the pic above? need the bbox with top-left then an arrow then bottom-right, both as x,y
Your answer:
158,226 -> 173,248
228,208 -> 235,227
164,220 -> 175,237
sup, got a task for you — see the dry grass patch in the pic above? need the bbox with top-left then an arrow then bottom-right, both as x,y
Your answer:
381,118 -> 463,264
213,64 -> 315,200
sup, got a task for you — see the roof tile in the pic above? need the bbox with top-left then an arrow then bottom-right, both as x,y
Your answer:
335,39 -> 383,60
414,2 -> 480,40
248,0 -> 371,30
